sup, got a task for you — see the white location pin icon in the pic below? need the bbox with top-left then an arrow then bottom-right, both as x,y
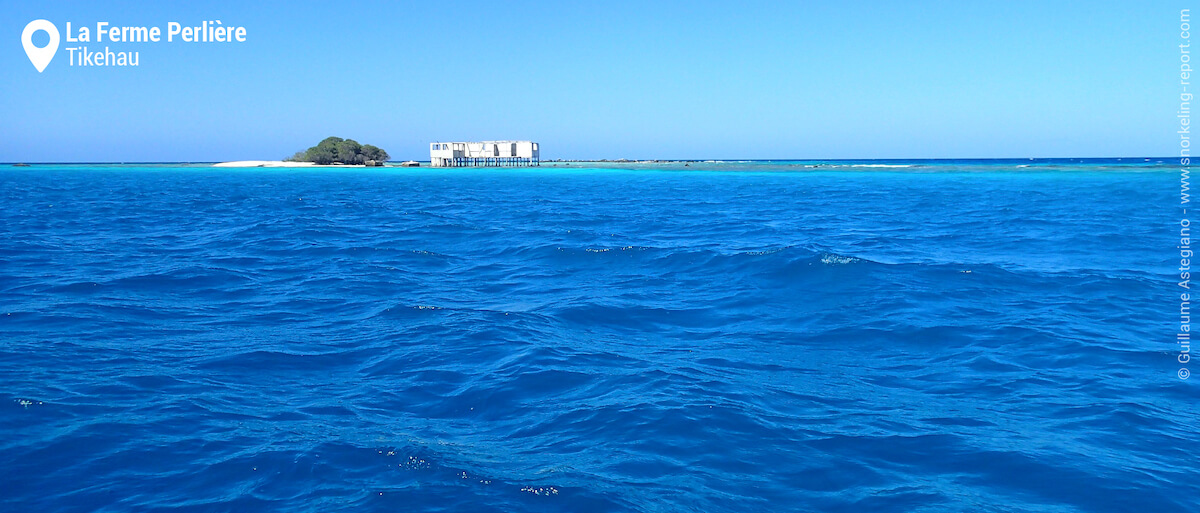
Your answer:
22,20 -> 60,73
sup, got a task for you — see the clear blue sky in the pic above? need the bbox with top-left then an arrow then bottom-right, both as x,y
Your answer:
0,1 -> 1181,161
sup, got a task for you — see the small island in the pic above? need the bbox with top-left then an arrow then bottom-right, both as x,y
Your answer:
287,137 -> 390,166
214,137 -> 392,168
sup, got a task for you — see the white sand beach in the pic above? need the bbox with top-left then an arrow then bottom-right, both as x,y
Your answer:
212,161 -> 370,168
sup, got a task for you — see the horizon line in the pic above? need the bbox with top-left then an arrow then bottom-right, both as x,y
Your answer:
0,156 -> 1176,165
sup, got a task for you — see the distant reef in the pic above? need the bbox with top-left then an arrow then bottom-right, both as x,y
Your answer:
286,137 -> 389,166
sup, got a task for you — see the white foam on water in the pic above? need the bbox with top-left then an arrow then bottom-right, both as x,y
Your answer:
820,254 -> 860,265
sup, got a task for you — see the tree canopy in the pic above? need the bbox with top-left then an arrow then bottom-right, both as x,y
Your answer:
287,137 -> 390,165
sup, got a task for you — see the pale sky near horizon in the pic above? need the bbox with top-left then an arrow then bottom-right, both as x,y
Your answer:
0,1 -> 1183,161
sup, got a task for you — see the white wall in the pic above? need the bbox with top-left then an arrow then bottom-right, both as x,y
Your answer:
430,141 -> 539,165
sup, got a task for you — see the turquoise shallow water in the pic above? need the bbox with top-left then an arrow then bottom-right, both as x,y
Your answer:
0,160 -> 1195,512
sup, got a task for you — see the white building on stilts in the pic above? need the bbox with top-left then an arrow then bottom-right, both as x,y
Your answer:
429,141 -> 540,167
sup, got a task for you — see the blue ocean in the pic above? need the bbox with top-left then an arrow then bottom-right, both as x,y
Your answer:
0,159 -> 1194,512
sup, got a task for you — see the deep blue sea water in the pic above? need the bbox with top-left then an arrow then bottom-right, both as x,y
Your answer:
0,159 -> 1195,512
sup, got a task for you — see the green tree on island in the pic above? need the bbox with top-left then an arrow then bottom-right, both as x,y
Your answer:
287,137 -> 390,165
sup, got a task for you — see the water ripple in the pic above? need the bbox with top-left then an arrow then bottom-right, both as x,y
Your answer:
0,164 -> 1193,512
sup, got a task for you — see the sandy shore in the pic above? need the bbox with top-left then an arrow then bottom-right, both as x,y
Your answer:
213,161 -> 370,168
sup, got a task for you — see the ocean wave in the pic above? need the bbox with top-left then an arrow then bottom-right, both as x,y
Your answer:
0,164 -> 1186,512
819,253 -> 860,265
